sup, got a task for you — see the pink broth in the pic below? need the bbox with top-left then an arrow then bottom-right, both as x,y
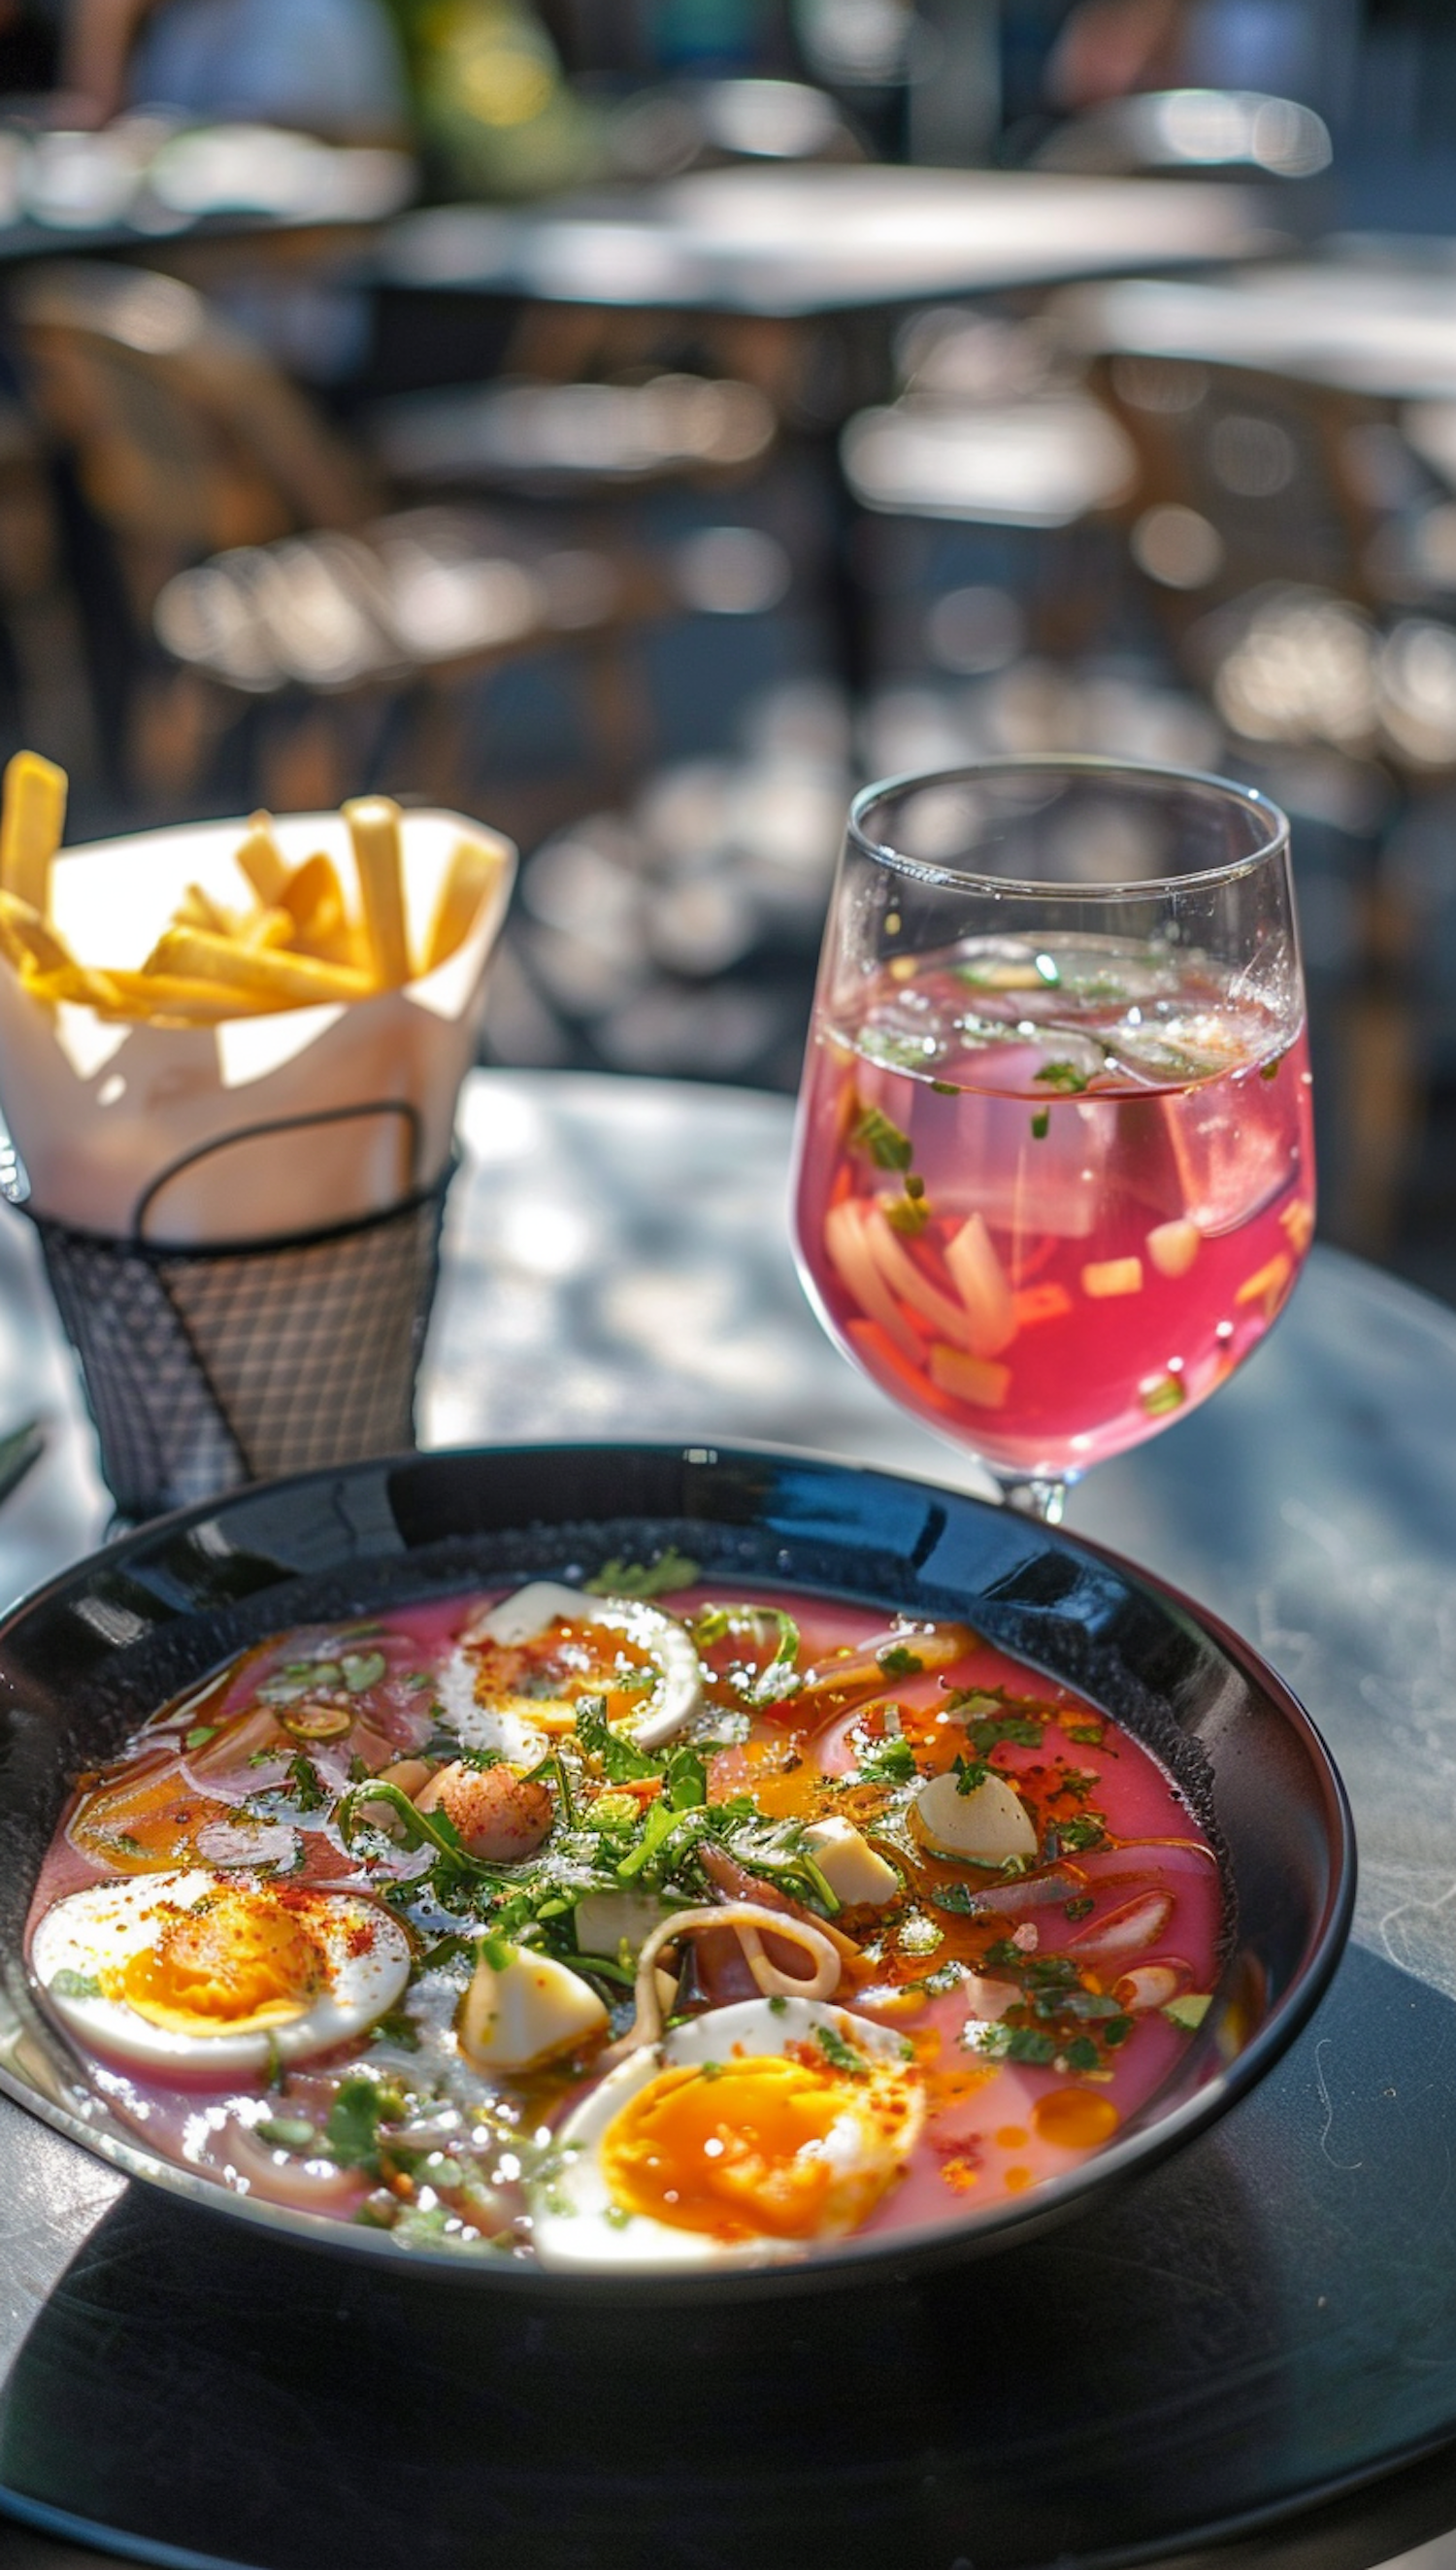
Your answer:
28,1585 -> 1223,2261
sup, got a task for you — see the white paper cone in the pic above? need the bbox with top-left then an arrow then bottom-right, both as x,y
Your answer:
0,807 -> 514,1242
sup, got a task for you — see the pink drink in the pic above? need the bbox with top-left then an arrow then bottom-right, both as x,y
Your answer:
794,934 -> 1314,1476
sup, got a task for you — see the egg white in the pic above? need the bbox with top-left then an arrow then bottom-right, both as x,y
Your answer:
531,1996 -> 923,2271
32,1869 -> 412,2077
442,1581 -> 704,1756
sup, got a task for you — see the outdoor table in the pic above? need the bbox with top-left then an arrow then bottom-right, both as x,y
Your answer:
0,1067 -> 1455,2570
1055,257 -> 1456,398
379,164 -> 1266,319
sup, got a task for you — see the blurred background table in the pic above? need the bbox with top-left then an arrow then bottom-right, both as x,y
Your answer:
380,163 -> 1265,314
1,1067 -> 1456,2569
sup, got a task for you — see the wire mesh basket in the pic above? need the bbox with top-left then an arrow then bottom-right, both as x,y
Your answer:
29,1106 -> 452,1521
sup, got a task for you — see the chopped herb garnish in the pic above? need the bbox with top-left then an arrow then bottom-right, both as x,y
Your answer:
573,1697 -> 660,1782
927,1881 -> 977,1915
988,2025 -> 1058,2066
1046,1813 -> 1109,1856
184,1724 -> 218,1750
850,1103 -> 914,1171
1031,1107 -> 1050,1140
1034,1060 -> 1092,1094
852,1733 -> 917,1786
952,1755 -> 992,1796
1062,2037 -> 1101,2073
1063,1896 -> 1095,1921
963,1709 -> 1043,1753
814,2022 -> 869,2080
877,1643 -> 924,1678
663,1744 -> 708,1810
930,1080 -> 960,1095
281,1751 -> 328,1813
50,1968 -> 101,1998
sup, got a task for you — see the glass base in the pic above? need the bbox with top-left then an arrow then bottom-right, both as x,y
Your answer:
992,1473 -> 1075,1524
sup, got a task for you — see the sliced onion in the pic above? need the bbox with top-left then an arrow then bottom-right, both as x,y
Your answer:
1113,1961 -> 1192,2013
1067,1889 -> 1174,1958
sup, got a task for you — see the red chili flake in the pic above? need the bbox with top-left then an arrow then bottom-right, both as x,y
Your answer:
931,2129 -> 983,2166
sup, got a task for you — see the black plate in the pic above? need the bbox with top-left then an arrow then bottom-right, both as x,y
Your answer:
0,1441 -> 1353,2298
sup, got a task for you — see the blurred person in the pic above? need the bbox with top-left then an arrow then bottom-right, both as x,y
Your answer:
395,0 -> 599,194
1045,0 -> 1189,107
60,0 -> 410,136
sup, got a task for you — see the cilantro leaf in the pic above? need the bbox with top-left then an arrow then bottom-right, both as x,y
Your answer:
663,1744 -> 708,1811
852,1734 -> 917,1786
573,1696 -> 661,1782
1033,1060 -> 1093,1094
952,1754 -> 992,1796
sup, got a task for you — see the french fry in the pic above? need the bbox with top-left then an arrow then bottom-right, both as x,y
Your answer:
19,961 -> 121,1011
237,905 -> 295,952
279,852 -> 357,966
423,837 -> 505,974
146,926 -> 373,1008
235,811 -> 288,908
0,886 -> 75,980
177,881 -> 235,936
85,970 -> 275,1023
344,795 -> 410,988
0,751 -> 66,915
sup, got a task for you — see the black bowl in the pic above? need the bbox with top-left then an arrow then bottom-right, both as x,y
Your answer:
0,1440 -> 1354,2299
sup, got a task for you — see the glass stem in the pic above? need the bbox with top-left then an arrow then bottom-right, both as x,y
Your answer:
994,1474 -> 1071,1525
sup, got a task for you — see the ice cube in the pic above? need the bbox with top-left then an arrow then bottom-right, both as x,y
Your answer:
916,1087 -> 1115,1240
1159,1081 -> 1296,1237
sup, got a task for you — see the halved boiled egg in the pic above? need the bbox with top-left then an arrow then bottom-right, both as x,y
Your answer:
531,1995 -> 923,2270
32,1870 -> 411,2077
436,1581 -> 704,1762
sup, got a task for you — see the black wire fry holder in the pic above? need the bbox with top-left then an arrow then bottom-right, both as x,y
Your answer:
27,1103 -> 452,1521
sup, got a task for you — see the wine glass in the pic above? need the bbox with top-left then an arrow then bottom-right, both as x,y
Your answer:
791,758 -> 1312,1523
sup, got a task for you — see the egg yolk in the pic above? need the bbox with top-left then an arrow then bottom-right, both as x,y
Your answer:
600,2053 -> 910,2242
119,1891 -> 327,2034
